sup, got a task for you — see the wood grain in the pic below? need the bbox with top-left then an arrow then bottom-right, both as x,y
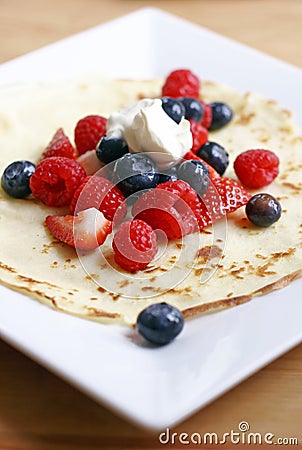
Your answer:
1,0 -> 302,449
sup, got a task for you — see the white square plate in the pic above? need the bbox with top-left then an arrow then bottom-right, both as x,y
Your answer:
0,8 -> 302,430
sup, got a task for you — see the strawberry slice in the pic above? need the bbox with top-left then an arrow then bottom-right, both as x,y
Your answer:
215,177 -> 251,214
42,128 -> 77,160
77,149 -> 105,175
45,207 -> 112,250
183,151 -> 220,181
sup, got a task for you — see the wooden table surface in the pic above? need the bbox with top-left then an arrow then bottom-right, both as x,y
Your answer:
1,1 -> 302,449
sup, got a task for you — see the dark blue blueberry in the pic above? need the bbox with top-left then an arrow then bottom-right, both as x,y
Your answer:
179,97 -> 204,122
177,159 -> 209,196
197,141 -> 229,175
112,153 -> 159,197
209,102 -> 233,130
246,193 -> 282,227
157,165 -> 178,184
161,97 -> 185,124
1,160 -> 35,198
96,135 -> 129,164
136,302 -> 184,346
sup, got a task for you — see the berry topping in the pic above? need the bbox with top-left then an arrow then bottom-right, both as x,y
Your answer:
209,102 -> 233,130
112,153 -> 159,197
197,141 -> 229,176
161,97 -> 186,124
215,177 -> 251,215
45,207 -> 112,250
246,193 -> 282,227
1,160 -> 35,199
70,175 -> 127,224
157,165 -> 178,184
162,69 -> 200,99
112,219 -> 158,272
177,159 -> 209,196
96,135 -> 129,164
74,115 -> 107,155
136,303 -> 184,346
77,150 -> 104,175
132,180 -> 199,239
30,157 -> 86,207
183,151 -> 220,182
179,97 -> 204,122
200,101 -> 213,129
189,120 -> 208,153
42,128 -> 77,160
234,149 -> 279,189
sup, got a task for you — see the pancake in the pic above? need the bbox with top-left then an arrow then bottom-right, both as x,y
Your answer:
0,76 -> 301,325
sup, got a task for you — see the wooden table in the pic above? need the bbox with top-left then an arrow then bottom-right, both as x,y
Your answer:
1,1 -> 302,448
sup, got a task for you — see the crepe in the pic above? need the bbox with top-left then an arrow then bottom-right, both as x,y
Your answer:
0,76 -> 302,325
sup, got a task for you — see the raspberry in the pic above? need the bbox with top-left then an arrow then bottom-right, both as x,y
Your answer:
189,120 -> 208,153
42,128 -> 77,160
200,101 -> 213,129
74,115 -> 107,155
234,149 -> 279,189
132,180 -> 199,239
70,175 -> 127,224
112,219 -> 158,272
162,69 -> 200,99
30,157 -> 86,207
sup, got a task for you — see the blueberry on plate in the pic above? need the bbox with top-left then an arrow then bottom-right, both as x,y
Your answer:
179,97 -> 204,122
161,97 -> 185,124
197,141 -> 229,175
246,193 -> 282,227
136,302 -> 184,346
1,160 -> 35,198
157,165 -> 178,184
96,135 -> 129,164
112,153 -> 159,197
177,159 -> 209,196
209,102 -> 233,130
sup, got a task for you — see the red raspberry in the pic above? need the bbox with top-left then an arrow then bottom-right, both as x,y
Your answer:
200,101 -> 213,129
132,180 -> 199,239
112,219 -> 158,272
189,120 -> 208,153
74,115 -> 107,155
162,69 -> 200,99
234,149 -> 279,189
30,157 -> 86,207
70,175 -> 127,224
42,128 -> 77,160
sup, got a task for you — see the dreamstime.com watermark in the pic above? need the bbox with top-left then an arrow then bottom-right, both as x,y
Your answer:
158,422 -> 299,446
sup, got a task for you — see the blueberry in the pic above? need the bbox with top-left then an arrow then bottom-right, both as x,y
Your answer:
209,102 -> 233,130
1,160 -> 35,198
179,97 -> 204,122
136,302 -> 184,346
157,165 -> 178,184
112,153 -> 159,197
246,193 -> 282,227
197,141 -> 229,175
177,159 -> 209,196
96,135 -> 129,164
161,97 -> 185,124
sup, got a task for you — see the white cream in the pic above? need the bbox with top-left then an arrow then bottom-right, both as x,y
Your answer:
106,98 -> 192,169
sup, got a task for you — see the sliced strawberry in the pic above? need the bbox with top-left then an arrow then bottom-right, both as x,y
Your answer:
183,151 -> 221,181
45,207 -> 112,250
42,128 -> 77,160
77,150 -> 105,175
215,177 -> 251,214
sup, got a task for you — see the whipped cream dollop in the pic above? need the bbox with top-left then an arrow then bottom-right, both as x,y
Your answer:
106,98 -> 192,169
